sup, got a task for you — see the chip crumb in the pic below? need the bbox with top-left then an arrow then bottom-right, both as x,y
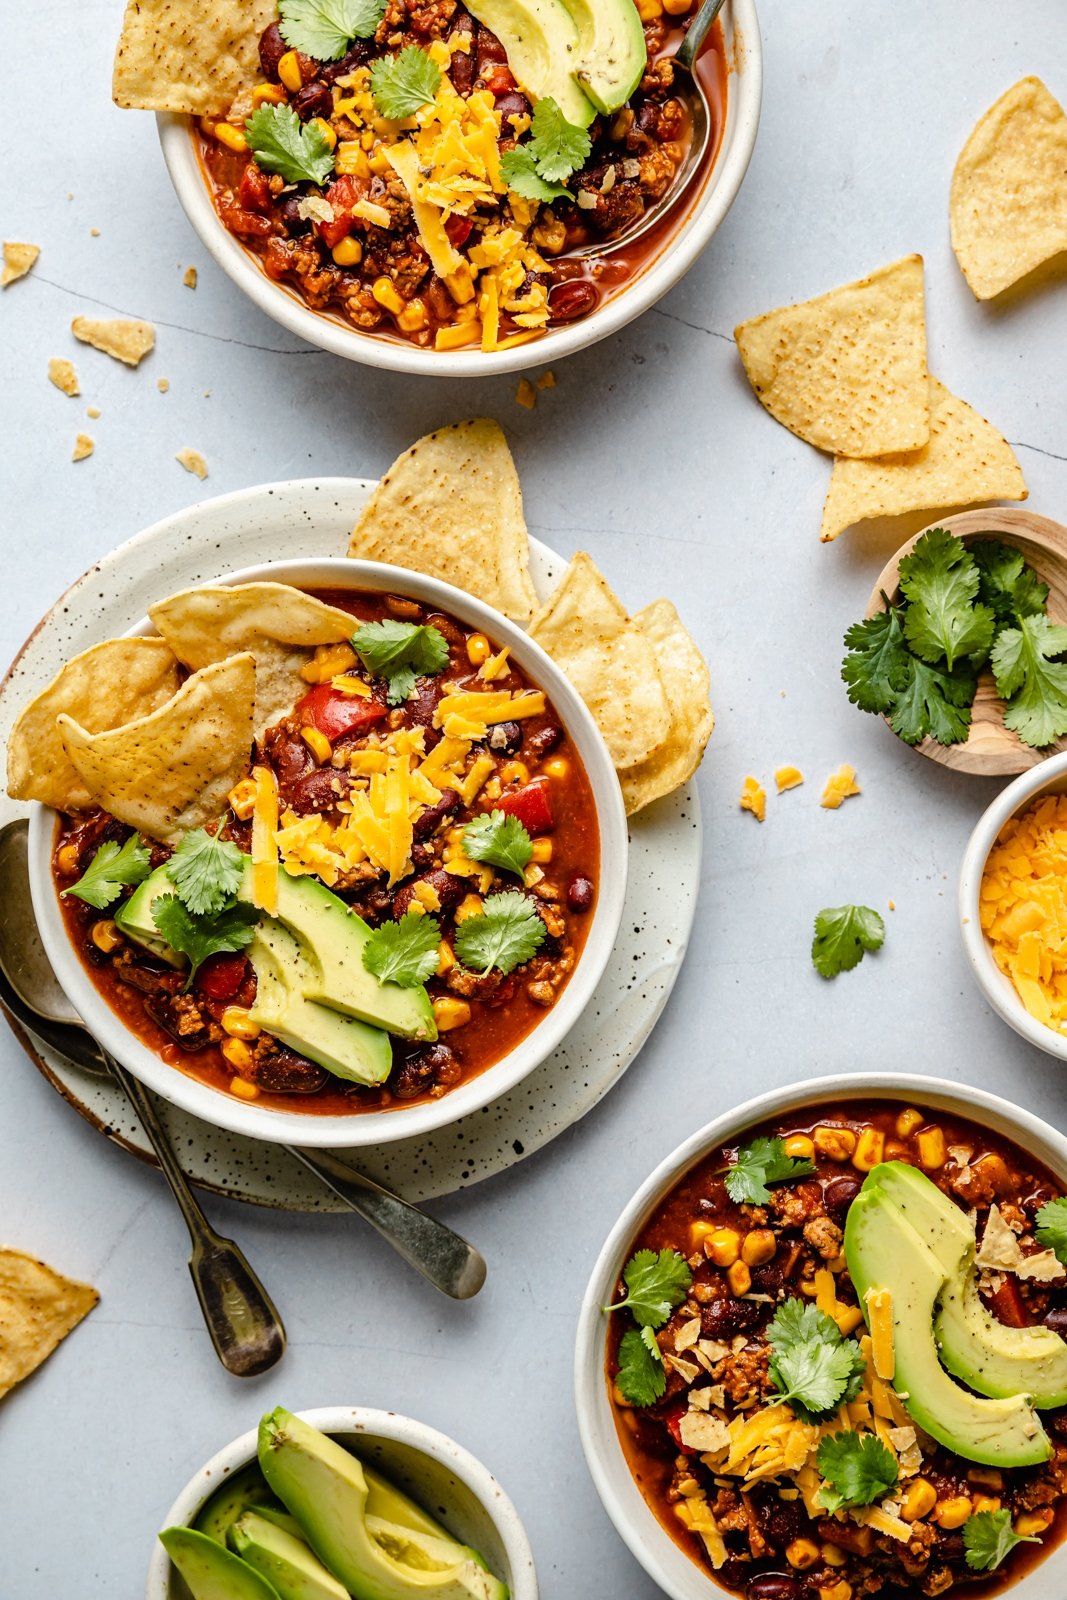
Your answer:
2,241 -> 40,287
183,265 -> 198,289
739,775 -> 766,822
889,899 -> 896,911
821,764 -> 861,809
515,379 -> 536,410
86,405 -> 101,419
90,227 -> 101,238
157,377 -> 170,393
535,370 -> 556,390
176,448 -> 208,479
775,765 -> 804,793
48,358 -> 80,398
71,315 -> 155,367
72,434 -> 95,462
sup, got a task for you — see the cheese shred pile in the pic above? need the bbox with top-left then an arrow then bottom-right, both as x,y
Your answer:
981,793 -> 1067,1031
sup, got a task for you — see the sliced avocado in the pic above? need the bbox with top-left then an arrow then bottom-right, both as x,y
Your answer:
845,1188 -> 1050,1467
365,1518 -> 507,1599
258,1409 -> 509,1600
557,0 -> 645,114
159,1526 -> 283,1600
230,1510 -> 348,1600
248,925 -> 392,1085
114,862 -> 185,967
462,0 -> 595,126
364,1466 -> 450,1541
243,866 -> 435,1043
194,1462 -> 281,1546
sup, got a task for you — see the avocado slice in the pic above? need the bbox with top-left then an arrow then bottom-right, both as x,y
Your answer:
863,1163 -> 1067,1408
365,1518 -> 506,1597
257,1409 -> 509,1600
114,862 -> 186,968
194,1463 -> 281,1547
159,1526 -> 283,1600
463,0 -> 595,126
243,867 -> 436,1043
230,1510 -> 349,1600
364,1466 -> 451,1541
556,0 -> 645,114
845,1187 -> 1050,1467
248,925 -> 392,1085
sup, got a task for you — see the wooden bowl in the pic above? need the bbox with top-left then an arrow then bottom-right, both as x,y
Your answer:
865,508 -> 1067,777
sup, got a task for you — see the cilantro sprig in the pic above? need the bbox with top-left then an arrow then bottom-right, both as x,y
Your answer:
453,892 -> 545,976
363,911 -> 441,988
724,1136 -> 815,1206
462,811 -> 533,879
165,826 -> 245,917
842,604 -> 977,747
973,540 -> 1049,628
352,620 -> 449,706
501,97 -> 591,201
766,1300 -> 865,1422
816,1431 -> 898,1512
152,896 -> 258,991
992,614 -> 1067,748
964,1507 -> 1043,1572
61,833 -> 152,910
606,1248 -> 692,1406
616,1326 -> 666,1407
245,104 -> 335,185
812,905 -> 885,979
899,525 -> 995,672
369,47 -> 441,119
279,0 -> 385,60
1035,1196 -> 1067,1264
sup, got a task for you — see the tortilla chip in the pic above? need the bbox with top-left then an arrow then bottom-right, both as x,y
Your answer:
150,583 -> 357,737
71,316 -> 155,367
72,434 -> 95,462
348,420 -> 538,623
58,654 -> 256,843
735,256 -> 930,458
175,447 -> 208,479
528,553 -> 669,773
113,0 -> 277,114
0,1249 -> 98,1401
819,377 -> 1028,543
7,638 -> 183,811
951,77 -> 1067,300
48,359 -> 79,396
2,242 -> 39,287
620,600 -> 714,815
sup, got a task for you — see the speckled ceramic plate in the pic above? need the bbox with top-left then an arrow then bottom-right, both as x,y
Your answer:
0,480 -> 701,1207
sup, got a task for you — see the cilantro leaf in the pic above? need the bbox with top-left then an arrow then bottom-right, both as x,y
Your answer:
766,1299 -> 842,1350
604,1249 -> 692,1327
362,911 -> 441,988
812,905 -> 885,979
1035,1196 -> 1067,1265
462,811 -> 533,878
165,827 -> 246,917
245,104 -> 335,185
279,0 -> 385,59
767,1298 -> 865,1421
964,1508 -> 1042,1572
615,1325 -> 666,1407
841,603 -> 977,747
61,833 -> 152,910
352,620 -> 449,705
972,539 -> 1049,628
817,1432 -> 899,1512
453,891 -> 546,976
151,895 -> 258,991
525,96 -> 592,182
841,606 -> 912,716
899,527 -> 996,671
369,47 -> 441,119
724,1136 -> 815,1206
992,614 -> 1067,748
500,147 -> 571,203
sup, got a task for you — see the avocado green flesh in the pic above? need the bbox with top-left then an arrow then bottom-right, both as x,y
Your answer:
845,1188 -> 1050,1467
364,1519 -> 505,1599
114,863 -> 186,967
230,1511 -> 349,1600
364,1467 -> 450,1541
194,1463 -> 282,1546
248,925 -> 392,1085
556,0 -> 645,114
160,1526 -> 283,1600
462,0 -> 595,126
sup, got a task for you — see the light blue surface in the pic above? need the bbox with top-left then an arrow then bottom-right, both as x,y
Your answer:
2,3 -> 1067,1595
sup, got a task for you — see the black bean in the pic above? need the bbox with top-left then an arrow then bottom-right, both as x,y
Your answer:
823,1175 -> 863,1222
567,875 -> 594,913
701,1297 -> 762,1338
292,81 -> 332,121
279,196 -> 312,236
489,721 -> 523,755
1045,1307 -> 1067,1338
322,40 -> 374,82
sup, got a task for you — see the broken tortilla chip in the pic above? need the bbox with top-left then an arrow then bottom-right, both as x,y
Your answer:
175,447 -> 208,479
735,256 -> 930,458
348,420 -> 539,623
0,1248 -> 98,1401
72,434 -> 95,462
57,653 -> 256,842
2,242 -> 39,287
48,358 -> 79,396
620,599 -> 713,815
951,76 -> 1067,300
819,377 -> 1027,543
112,0 -> 276,115
528,552 -> 669,773
71,316 -> 155,367
7,638 -> 182,811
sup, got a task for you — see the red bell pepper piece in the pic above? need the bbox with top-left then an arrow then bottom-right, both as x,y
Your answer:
497,778 -> 554,835
663,1400 -> 697,1455
484,64 -> 516,95
445,215 -> 474,250
239,163 -> 272,214
195,953 -> 249,1001
294,684 -> 388,742
317,175 -> 360,248
989,1277 -> 1031,1328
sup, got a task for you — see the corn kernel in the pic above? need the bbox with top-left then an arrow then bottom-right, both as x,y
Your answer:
705,1227 -> 740,1267
973,1496 -> 1001,1514
229,1076 -> 260,1100
252,82 -> 287,106
821,1545 -> 847,1568
784,1134 -> 815,1160
917,1126 -> 947,1169
852,1126 -> 886,1171
814,1125 -> 857,1162
436,940 -> 455,975
221,1037 -> 254,1072
372,276 -> 404,315
91,919 -> 123,954
466,633 -> 492,666
278,50 -> 303,92
635,0 -> 662,17
301,725 -> 332,764
542,757 -> 569,780
934,1496 -> 973,1530
397,298 -> 428,333
215,122 -> 248,154
895,1107 -> 924,1138
741,1229 -> 776,1267
199,116 -> 217,136
310,116 -> 337,149
531,839 -> 553,864
786,1540 -> 820,1572
818,1585 -> 851,1600
500,761 -> 530,786
332,237 -> 364,267
433,996 -> 471,1032
833,1304 -> 865,1336
455,894 -> 483,922
56,842 -> 81,875
688,1220 -> 718,1250
221,1007 -> 260,1040
1015,1510 -> 1054,1537
727,1260 -> 751,1297
799,1276 -> 818,1296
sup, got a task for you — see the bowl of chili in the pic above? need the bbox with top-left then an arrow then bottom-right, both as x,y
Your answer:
26,555 -> 627,1149
575,1073 -> 1067,1600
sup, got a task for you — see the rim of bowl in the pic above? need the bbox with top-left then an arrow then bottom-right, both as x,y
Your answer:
959,750 -> 1067,1062
28,554 -> 628,1149
142,1405 -> 538,1600
573,1070 -> 1067,1600
155,0 -> 762,377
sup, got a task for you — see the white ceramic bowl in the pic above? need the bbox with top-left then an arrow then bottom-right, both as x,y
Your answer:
28,555 -> 628,1148
143,1405 -> 537,1600
574,1071 -> 1067,1600
157,0 -> 762,377
960,752 -> 1067,1063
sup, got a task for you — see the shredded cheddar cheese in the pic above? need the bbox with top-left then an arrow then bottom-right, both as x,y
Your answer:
775,765 -> 804,792
980,793 -> 1067,1033
739,775 -> 766,822
821,764 -> 861,809
250,765 -> 279,912
865,1288 -> 895,1380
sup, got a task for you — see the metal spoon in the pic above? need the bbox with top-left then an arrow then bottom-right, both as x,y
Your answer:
0,820 -> 485,1305
571,0 -> 728,259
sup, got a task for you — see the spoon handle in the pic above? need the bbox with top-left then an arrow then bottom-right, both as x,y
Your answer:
104,1051 -> 286,1376
675,0 -> 727,73
286,1146 -> 487,1301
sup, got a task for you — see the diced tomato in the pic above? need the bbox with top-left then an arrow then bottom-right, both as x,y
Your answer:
195,953 -> 249,1001
663,1401 -> 696,1454
497,778 -> 554,835
294,684 -> 389,742
238,163 -> 272,214
318,175 -> 361,248
484,64 -> 516,95
445,215 -> 474,250
989,1277 -> 1031,1328
217,201 -> 272,239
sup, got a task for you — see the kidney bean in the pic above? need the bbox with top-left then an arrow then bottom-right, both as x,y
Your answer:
748,1261 -> 784,1295
476,27 -> 509,70
287,768 -> 353,815
413,788 -> 461,839
267,734 -> 314,786
392,869 -> 466,919
567,875 -> 594,913
1045,1307 -> 1067,1338
255,1047 -> 328,1094
394,1043 -> 460,1099
937,1535 -> 966,1563
259,22 -> 287,79
495,90 -> 530,122
526,724 -> 562,760
488,720 -> 523,755
548,280 -> 599,322
447,22 -> 475,94
425,610 -> 467,647
748,1485 -> 805,1547
292,80 -> 333,121
822,1175 -> 863,1222
747,1576 -> 806,1600
322,40 -> 374,81
700,1297 -> 762,1339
